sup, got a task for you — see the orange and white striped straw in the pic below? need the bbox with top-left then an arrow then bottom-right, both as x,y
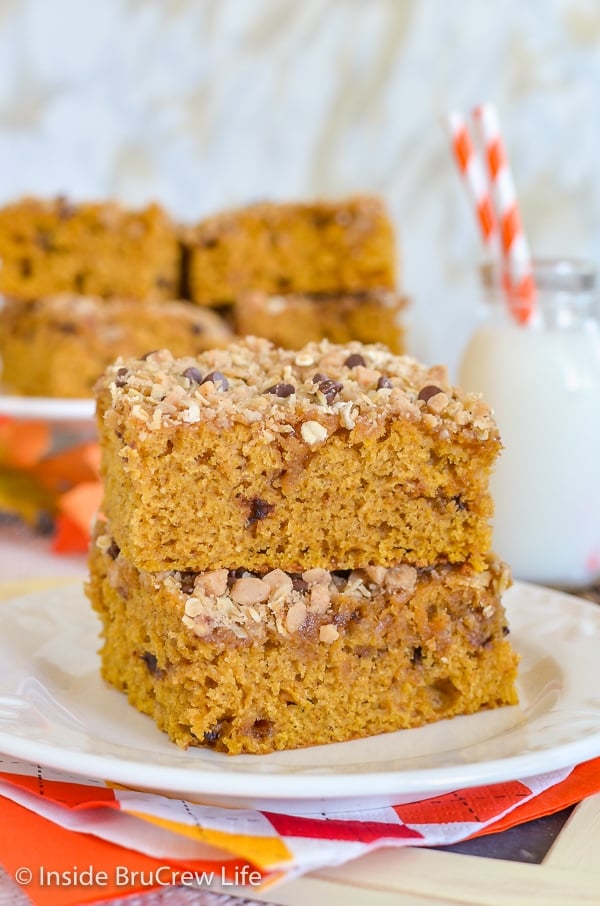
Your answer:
472,103 -> 536,324
445,110 -> 500,257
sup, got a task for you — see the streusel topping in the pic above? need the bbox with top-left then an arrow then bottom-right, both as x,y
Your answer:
97,336 -> 497,441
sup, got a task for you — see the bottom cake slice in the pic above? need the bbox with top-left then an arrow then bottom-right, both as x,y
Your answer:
86,520 -> 519,755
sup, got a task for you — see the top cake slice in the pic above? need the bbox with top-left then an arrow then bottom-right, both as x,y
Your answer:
95,337 -> 500,573
185,195 -> 397,305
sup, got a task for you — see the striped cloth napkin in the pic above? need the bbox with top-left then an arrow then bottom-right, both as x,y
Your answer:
1,756 -> 599,906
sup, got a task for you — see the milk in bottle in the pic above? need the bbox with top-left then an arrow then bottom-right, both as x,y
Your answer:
458,260 -> 600,588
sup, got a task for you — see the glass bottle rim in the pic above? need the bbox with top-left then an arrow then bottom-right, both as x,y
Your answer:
481,258 -> 596,293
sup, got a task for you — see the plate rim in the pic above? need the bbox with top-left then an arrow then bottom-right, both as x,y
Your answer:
0,393 -> 95,421
0,580 -> 599,803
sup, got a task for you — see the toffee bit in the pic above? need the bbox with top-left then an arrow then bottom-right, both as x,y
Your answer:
202,371 -> 229,391
264,382 -> 295,398
182,366 -> 203,384
344,353 -> 366,368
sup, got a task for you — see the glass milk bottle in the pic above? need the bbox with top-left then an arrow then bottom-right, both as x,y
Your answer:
458,259 -> 600,588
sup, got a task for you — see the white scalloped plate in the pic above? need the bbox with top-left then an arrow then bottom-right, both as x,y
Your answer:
0,393 -> 94,421
0,581 -> 599,813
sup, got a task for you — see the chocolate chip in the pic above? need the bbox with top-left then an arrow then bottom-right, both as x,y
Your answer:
247,497 -> 275,526
106,540 -> 120,560
264,382 -> 295,398
311,373 -> 328,383
115,367 -> 129,388
315,378 -> 343,403
411,646 -> 424,665
344,353 -> 366,368
418,384 -> 443,403
203,724 -> 222,744
201,371 -> 229,390
502,625 -> 510,636
452,495 -> 467,511
227,568 -> 247,587
179,571 -> 196,594
377,376 -> 392,390
292,576 -> 309,592
35,229 -> 54,251
332,569 -> 352,580
182,366 -> 203,384
19,258 -> 32,278
140,652 -> 160,675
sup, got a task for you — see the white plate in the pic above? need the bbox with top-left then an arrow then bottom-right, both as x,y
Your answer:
0,393 -> 94,421
0,581 -> 599,813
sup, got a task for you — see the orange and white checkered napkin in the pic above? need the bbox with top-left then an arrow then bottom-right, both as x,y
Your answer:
1,757 -> 600,906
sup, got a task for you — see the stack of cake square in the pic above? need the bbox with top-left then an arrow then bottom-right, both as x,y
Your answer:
184,195 -> 408,353
0,197 -> 232,398
87,336 -> 519,755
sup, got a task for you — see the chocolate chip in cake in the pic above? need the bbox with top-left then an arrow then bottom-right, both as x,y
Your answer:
35,229 -> 54,251
203,724 -> 223,744
202,371 -> 229,390
106,540 -> 120,560
411,646 -> 424,665
452,495 -> 468,511
292,576 -> 309,592
344,353 -> 366,368
418,384 -> 443,403
115,367 -> 129,388
140,652 -> 161,675
247,497 -> 275,526
19,257 -> 32,278
264,382 -> 295,398
377,375 -> 393,390
182,366 -> 203,384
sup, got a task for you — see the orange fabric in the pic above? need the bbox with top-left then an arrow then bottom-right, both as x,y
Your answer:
0,416 -> 101,552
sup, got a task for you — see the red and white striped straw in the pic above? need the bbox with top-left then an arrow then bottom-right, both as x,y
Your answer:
444,110 -> 500,258
472,103 -> 536,324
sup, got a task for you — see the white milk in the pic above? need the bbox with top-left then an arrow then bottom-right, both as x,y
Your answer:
458,262 -> 600,588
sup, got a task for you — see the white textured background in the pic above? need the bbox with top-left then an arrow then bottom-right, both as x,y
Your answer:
0,0 -> 599,372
